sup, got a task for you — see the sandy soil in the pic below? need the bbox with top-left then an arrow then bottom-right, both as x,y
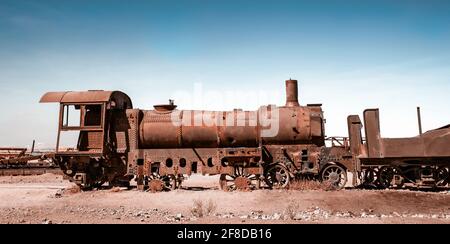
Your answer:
0,173 -> 449,224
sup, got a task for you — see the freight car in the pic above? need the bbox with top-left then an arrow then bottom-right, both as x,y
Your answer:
39,80 -> 449,191
0,145 -> 58,176
40,80 -> 353,190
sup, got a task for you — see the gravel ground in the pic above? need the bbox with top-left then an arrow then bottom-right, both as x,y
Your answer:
0,173 -> 449,224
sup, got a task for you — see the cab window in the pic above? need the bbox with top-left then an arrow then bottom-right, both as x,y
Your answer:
84,105 -> 102,126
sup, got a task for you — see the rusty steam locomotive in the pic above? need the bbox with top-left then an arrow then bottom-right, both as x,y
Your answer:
40,80 -> 450,191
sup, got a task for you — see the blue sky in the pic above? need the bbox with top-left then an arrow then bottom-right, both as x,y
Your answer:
0,0 -> 449,148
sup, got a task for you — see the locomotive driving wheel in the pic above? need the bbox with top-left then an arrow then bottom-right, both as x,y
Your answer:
147,173 -> 177,192
321,164 -> 347,190
264,163 -> 290,189
219,166 -> 260,191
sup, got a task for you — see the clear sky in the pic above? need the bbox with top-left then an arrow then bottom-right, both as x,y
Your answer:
0,0 -> 449,148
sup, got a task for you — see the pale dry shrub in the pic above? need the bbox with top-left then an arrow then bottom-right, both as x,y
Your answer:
285,202 -> 300,220
191,199 -> 204,218
191,199 -> 217,218
205,199 -> 217,216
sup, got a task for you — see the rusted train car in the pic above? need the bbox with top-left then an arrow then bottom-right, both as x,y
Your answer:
39,80 -> 449,191
348,110 -> 450,189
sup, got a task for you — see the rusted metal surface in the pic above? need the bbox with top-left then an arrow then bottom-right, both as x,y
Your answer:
0,146 -> 55,165
0,148 -> 27,159
285,79 -> 300,107
40,90 -> 133,106
363,109 -> 382,158
0,146 -> 59,176
348,108 -> 450,189
358,109 -> 450,159
153,99 -> 177,112
347,115 -> 363,157
138,80 -> 324,150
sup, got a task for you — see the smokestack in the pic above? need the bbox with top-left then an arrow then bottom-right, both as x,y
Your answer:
417,107 -> 423,135
285,79 -> 300,107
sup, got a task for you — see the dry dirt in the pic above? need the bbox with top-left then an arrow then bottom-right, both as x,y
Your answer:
0,173 -> 449,224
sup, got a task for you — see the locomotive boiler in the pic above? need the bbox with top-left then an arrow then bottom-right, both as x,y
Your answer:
40,80 -> 353,190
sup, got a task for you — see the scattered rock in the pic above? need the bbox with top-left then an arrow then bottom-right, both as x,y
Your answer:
42,219 -> 52,224
221,213 -> 235,219
54,189 -> 64,198
293,213 -> 303,220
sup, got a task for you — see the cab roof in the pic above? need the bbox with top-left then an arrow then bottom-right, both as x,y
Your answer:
40,90 -> 132,108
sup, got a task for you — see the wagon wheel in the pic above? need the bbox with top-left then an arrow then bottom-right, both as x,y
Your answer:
264,164 -> 290,189
435,167 -> 449,187
321,164 -> 347,190
378,166 -> 403,189
219,166 -> 260,191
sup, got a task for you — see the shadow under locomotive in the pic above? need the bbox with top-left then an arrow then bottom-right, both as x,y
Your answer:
39,80 -> 450,192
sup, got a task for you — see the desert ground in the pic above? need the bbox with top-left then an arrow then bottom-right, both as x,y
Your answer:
0,173 -> 449,224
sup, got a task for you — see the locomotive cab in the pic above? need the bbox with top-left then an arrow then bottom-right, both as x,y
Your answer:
40,90 -> 132,188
